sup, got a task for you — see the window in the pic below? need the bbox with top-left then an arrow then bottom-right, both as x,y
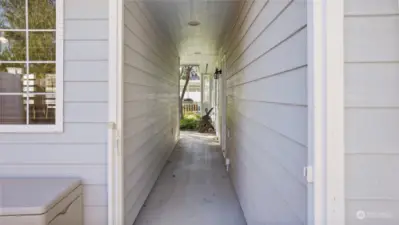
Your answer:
0,0 -> 63,132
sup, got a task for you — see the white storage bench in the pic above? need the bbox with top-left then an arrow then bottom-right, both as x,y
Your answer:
0,178 -> 83,225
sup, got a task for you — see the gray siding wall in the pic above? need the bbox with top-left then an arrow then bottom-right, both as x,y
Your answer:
0,0 -> 109,224
122,2 -> 180,225
344,0 -> 399,224
221,0 -> 307,224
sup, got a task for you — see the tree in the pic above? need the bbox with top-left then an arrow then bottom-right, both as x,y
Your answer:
0,0 -> 56,86
0,0 -> 56,29
180,66 -> 193,119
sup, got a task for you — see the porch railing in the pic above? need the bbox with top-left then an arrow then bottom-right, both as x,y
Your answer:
182,102 -> 199,114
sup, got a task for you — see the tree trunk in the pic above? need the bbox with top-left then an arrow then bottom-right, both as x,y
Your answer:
180,66 -> 192,119
178,68 -> 184,120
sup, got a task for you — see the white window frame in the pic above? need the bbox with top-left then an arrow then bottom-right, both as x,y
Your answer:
0,0 -> 64,133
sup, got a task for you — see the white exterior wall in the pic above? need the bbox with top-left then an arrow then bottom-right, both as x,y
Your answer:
122,2 -> 180,225
0,0 -> 109,225
344,1 -> 399,224
221,0 -> 308,224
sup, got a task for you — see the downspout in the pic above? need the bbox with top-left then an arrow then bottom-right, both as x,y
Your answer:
308,1 -> 345,225
307,0 -> 326,224
108,0 -> 124,224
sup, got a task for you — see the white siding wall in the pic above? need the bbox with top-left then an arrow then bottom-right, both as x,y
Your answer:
344,1 -> 399,224
221,0 -> 307,224
0,0 -> 109,225
122,2 -> 180,225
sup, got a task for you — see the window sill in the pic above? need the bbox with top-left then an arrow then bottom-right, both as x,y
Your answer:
0,124 -> 63,133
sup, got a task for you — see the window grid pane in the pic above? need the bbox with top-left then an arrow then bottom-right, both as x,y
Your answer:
0,95 -> 27,124
0,0 -> 26,29
0,0 -> 57,125
28,0 -> 56,29
29,32 -> 56,61
0,63 -> 26,93
27,93 -> 56,124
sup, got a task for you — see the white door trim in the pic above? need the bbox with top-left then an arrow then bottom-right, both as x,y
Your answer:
202,74 -> 207,113
307,0 -> 345,225
221,55 -> 227,156
177,57 -> 181,139
108,0 -> 124,223
325,0 -> 345,223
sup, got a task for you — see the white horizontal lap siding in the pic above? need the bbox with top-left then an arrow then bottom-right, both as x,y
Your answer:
0,0 -> 109,225
344,1 -> 399,225
222,1 -> 307,224
122,1 -> 179,225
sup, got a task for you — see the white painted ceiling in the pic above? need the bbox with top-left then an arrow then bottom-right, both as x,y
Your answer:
142,0 -> 241,73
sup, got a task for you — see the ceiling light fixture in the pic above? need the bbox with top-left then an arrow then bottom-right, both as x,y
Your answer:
188,20 -> 201,26
188,0 -> 200,27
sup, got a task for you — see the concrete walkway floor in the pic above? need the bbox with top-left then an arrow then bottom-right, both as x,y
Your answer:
133,132 -> 247,225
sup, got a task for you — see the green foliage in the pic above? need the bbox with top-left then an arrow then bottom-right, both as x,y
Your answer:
0,0 -> 56,74
180,112 -> 201,130
0,0 -> 56,29
185,112 -> 201,120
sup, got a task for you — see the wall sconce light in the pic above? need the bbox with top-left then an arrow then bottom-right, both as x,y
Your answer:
214,68 -> 222,79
